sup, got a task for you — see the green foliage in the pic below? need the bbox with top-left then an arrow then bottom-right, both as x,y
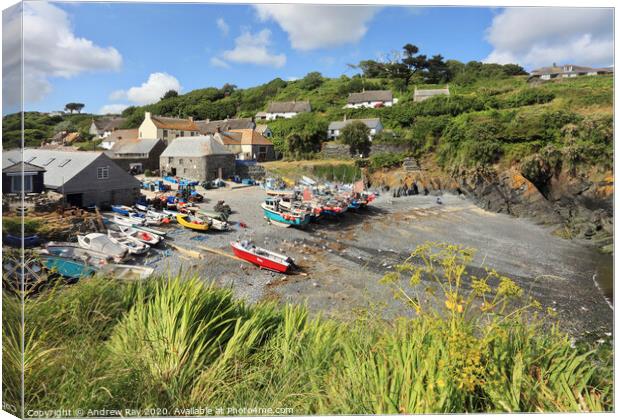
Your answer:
64,102 -> 85,114
339,121 -> 371,157
160,89 -> 179,100
368,152 -> 406,170
7,246 -> 612,414
270,113 -> 328,157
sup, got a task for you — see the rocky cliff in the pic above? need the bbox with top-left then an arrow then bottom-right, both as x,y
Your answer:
369,160 -> 613,253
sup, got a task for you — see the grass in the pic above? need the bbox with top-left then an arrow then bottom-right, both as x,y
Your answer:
262,159 -> 361,184
2,242 -> 613,415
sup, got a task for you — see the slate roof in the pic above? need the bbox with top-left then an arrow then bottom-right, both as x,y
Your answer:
267,101 -> 311,113
3,149 -> 106,189
150,115 -> 199,131
160,136 -> 233,157
92,117 -> 126,132
347,90 -> 393,104
2,161 -> 46,174
328,118 -> 382,131
111,138 -> 162,156
229,129 -> 274,146
195,118 -> 255,134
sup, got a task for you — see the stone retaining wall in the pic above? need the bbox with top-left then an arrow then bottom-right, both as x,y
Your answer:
321,141 -> 411,159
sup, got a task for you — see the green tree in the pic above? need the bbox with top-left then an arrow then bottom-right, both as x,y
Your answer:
160,90 -> 179,100
64,102 -> 85,114
340,121 -> 371,157
299,72 -> 324,90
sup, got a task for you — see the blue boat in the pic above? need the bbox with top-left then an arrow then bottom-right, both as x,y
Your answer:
261,198 -> 311,227
111,205 -> 133,216
3,233 -> 40,248
40,256 -> 97,279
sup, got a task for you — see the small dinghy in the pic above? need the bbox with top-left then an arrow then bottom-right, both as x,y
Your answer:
99,263 -> 154,280
3,233 -> 41,248
77,233 -> 127,262
111,205 -> 134,216
113,214 -> 145,227
40,255 -> 97,279
117,225 -> 162,245
231,240 -> 294,273
107,229 -> 150,255
45,242 -> 111,266
176,213 -> 210,231
261,198 -> 311,227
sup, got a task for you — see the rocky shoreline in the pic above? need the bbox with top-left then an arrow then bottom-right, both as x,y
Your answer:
369,160 -> 614,254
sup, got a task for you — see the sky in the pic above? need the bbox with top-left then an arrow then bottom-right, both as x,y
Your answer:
1,1 -> 614,115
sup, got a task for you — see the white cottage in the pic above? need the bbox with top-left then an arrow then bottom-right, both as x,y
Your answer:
344,90 -> 397,109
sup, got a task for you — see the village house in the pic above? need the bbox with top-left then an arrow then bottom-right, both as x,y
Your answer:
89,116 -> 126,139
528,64 -> 614,81
138,112 -> 199,143
2,162 -> 46,194
261,101 -> 311,120
255,124 -> 273,138
195,117 -> 255,134
344,90 -> 397,108
327,118 -> 383,141
107,138 -> 166,173
100,128 -> 139,150
229,129 -> 276,161
2,149 -> 140,207
413,86 -> 450,102
159,136 -> 235,181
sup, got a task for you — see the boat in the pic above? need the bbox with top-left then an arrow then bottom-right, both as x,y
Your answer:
131,224 -> 167,237
231,240 -> 294,273
45,242 -> 111,266
117,225 -> 162,245
77,233 -> 127,262
134,203 -> 149,212
39,255 -> 97,279
98,263 -> 155,280
113,214 -> 145,227
261,198 -> 311,227
107,229 -> 150,255
3,233 -> 41,248
111,205 -> 134,216
195,210 -> 229,231
146,210 -> 171,224
176,213 -> 210,231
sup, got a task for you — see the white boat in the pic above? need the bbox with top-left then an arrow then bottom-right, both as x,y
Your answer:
113,214 -> 145,227
107,229 -> 150,255
77,233 -> 127,262
146,210 -> 172,224
135,203 -> 149,212
99,264 -> 155,280
117,225 -> 162,245
45,242 -> 111,266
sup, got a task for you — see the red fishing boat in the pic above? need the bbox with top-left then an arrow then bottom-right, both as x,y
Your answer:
231,240 -> 294,273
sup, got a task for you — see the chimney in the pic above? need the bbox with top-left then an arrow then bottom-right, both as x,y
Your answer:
553,62 -> 556,67
188,116 -> 193,121
145,111 -> 151,119
343,115 -> 347,121
206,118 -> 210,123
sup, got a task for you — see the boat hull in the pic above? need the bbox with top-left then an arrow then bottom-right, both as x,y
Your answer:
41,256 -> 96,279
262,206 -> 310,227
231,243 -> 290,273
176,214 -> 209,231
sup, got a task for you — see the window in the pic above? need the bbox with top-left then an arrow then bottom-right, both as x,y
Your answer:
97,166 -> 110,179
11,175 -> 33,193
58,159 -> 71,167
179,158 -> 184,164
168,157 -> 173,163
42,158 -> 55,166
163,129 -> 168,138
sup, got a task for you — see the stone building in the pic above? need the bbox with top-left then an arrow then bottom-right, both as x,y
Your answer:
159,136 -> 235,181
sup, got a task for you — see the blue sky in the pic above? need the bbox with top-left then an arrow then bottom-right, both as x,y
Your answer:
1,2 -> 614,115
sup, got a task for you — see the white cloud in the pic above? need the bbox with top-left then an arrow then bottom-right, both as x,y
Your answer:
255,4 -> 379,51
217,29 -> 286,68
2,2 -> 122,109
216,18 -> 229,36
99,104 -> 128,115
210,57 -> 230,69
111,72 -> 181,105
287,76 -> 300,81
484,8 -> 613,69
